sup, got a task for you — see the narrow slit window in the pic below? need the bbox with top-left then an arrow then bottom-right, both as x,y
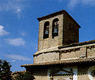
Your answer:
52,18 -> 59,38
43,21 -> 49,39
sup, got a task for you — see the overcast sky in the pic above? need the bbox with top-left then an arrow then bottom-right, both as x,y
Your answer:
0,0 -> 95,72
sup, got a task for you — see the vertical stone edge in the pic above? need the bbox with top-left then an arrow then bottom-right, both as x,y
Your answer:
73,67 -> 78,80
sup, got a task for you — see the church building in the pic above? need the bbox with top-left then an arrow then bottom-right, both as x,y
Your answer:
21,10 -> 95,80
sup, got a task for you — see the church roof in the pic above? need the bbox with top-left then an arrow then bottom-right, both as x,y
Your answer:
21,57 -> 95,67
59,40 -> 95,48
37,10 -> 80,28
21,40 -> 95,68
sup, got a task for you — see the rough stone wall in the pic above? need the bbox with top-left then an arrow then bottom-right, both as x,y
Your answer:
34,44 -> 95,64
34,52 -> 59,63
78,66 -> 89,80
34,46 -> 87,64
27,65 -> 95,80
60,47 -> 87,60
63,13 -> 79,45
38,14 -> 63,51
60,48 -> 81,60
87,45 -> 95,58
53,75 -> 73,80
38,13 -> 79,51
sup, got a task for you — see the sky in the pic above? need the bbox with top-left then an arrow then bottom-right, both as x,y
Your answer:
0,0 -> 95,72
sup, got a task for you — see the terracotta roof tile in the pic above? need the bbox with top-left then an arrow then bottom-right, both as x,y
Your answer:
21,58 -> 95,67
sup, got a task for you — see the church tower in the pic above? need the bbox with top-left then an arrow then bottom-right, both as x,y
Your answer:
22,10 -> 95,80
37,10 -> 80,51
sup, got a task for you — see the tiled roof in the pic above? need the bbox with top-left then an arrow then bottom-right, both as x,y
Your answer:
21,58 -> 95,67
37,10 -> 80,27
59,40 -> 95,49
37,10 -> 65,21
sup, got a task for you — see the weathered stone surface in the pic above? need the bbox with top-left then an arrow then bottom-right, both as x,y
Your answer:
34,44 -> 95,64
38,12 -> 79,51
22,10 -> 95,80
34,52 -> 59,63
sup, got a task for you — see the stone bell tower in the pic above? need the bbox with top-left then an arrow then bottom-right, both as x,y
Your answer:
37,10 -> 80,51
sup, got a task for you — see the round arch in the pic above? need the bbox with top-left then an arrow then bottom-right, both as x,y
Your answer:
52,18 -> 59,38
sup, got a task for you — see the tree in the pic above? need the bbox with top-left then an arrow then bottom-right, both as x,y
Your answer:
13,71 -> 35,80
0,59 -> 12,80
23,71 -> 35,80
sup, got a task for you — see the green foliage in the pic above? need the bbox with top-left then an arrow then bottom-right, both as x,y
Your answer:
23,71 -> 34,80
13,71 -> 34,80
0,59 -> 12,80
13,72 -> 23,80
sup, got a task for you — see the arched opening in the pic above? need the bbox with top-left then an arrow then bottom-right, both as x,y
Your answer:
52,18 -> 59,38
43,21 -> 49,39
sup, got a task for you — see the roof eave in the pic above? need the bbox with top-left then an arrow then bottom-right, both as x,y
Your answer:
21,58 -> 95,67
37,10 -> 80,28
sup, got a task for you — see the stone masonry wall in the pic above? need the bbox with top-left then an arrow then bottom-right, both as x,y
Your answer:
38,13 -> 79,51
34,52 -> 59,63
78,66 -> 89,80
34,44 -> 95,64
63,13 -> 79,45
27,65 -> 94,80
38,14 -> 63,51
87,45 -> 95,58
